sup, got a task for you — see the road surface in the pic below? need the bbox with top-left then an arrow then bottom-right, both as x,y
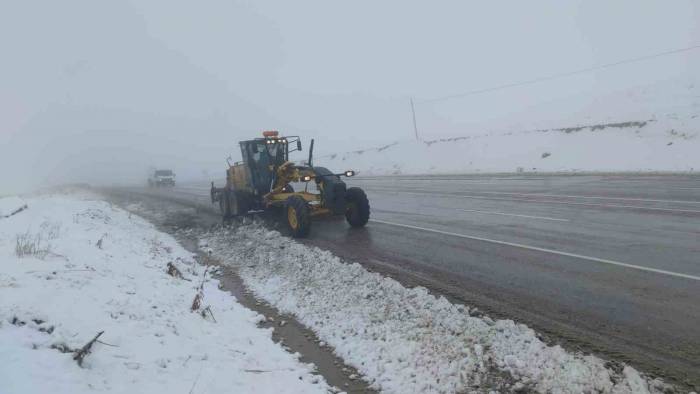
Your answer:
112,174 -> 700,388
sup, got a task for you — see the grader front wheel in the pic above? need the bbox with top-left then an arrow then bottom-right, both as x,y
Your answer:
345,187 -> 370,227
285,195 -> 311,238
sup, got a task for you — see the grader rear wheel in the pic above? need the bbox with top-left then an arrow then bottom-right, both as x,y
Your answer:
219,189 -> 242,219
227,191 -> 239,216
219,193 -> 230,218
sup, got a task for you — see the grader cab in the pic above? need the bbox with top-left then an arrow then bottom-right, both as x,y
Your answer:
211,131 -> 369,237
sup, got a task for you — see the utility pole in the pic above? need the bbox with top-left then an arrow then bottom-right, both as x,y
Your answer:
410,98 -> 419,141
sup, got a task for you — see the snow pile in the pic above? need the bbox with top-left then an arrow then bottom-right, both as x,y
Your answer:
0,194 -> 329,394
0,196 -> 28,218
202,224 -> 672,394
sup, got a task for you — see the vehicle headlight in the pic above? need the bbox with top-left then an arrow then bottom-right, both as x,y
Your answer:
302,175 -> 312,182
344,170 -> 355,177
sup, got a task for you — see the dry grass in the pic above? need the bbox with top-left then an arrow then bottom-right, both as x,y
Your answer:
15,231 -> 52,259
14,221 -> 60,259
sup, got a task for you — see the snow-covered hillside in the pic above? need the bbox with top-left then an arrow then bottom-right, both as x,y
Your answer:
318,80 -> 700,175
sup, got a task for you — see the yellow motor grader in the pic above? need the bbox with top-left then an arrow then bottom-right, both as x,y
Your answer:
210,131 -> 370,237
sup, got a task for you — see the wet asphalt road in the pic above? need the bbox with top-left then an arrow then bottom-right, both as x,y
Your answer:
119,174 -> 700,388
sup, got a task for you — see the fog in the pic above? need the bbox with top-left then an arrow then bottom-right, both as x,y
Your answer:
2,1 -> 698,193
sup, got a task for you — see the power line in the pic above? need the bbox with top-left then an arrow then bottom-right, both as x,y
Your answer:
417,43 -> 700,104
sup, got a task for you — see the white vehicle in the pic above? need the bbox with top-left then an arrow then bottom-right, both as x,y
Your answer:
148,169 -> 175,187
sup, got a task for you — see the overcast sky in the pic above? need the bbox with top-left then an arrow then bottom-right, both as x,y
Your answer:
1,1 -> 699,192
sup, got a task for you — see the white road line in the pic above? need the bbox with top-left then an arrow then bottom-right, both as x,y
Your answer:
459,209 -> 570,222
358,179 -> 504,184
370,219 -> 700,282
459,191 -> 700,205
366,187 -> 700,205
455,194 -> 700,214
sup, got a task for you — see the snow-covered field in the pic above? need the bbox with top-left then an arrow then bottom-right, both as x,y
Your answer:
202,224 -> 676,394
318,81 -> 700,175
0,194 -> 329,394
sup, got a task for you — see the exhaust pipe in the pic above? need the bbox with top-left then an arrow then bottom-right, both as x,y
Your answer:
308,139 -> 315,167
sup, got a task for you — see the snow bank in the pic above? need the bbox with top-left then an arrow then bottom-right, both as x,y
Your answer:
0,196 -> 27,218
0,194 -> 329,394
202,224 -> 672,394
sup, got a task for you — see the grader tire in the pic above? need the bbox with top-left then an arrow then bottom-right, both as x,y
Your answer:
345,187 -> 370,228
219,191 -> 231,219
227,191 -> 239,216
285,195 -> 311,238
219,189 -> 243,219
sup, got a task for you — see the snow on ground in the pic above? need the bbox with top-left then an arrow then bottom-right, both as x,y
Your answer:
0,194 -> 330,394
0,196 -> 27,218
201,223 -> 674,394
